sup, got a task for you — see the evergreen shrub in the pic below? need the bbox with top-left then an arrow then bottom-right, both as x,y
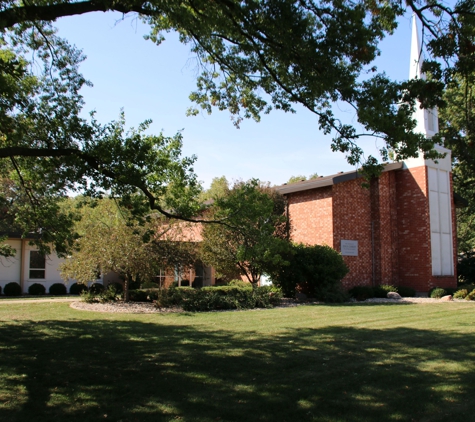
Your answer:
348,286 -> 374,301
69,283 -> 88,295
154,286 -> 282,311
429,287 -> 446,299
49,283 -> 67,295
397,286 -> 416,297
373,284 -> 397,298
28,283 -> 46,295
4,282 -> 22,296
271,243 -> 348,301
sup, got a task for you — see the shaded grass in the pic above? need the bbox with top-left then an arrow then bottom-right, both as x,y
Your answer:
1,302 -> 475,421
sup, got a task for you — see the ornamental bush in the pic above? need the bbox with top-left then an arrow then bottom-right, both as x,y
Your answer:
4,282 -> 22,296
466,289 -> 475,301
271,243 -> 348,301
429,287 -> 446,299
49,283 -> 67,296
348,286 -> 374,301
69,283 -> 88,295
154,286 -> 282,311
397,286 -> 416,297
373,284 -> 398,298
28,283 -> 46,295
454,289 -> 468,299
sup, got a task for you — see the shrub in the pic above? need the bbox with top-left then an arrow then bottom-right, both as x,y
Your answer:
107,282 -> 123,294
228,279 -> 250,288
466,289 -> 475,301
429,287 -> 446,299
373,284 -> 397,298
348,286 -> 374,301
140,281 -> 158,289
457,252 -> 475,284
28,283 -> 46,295
80,290 -> 99,303
397,286 -> 416,297
154,286 -> 282,311
454,289 -> 468,299
49,283 -> 67,296
69,283 -> 88,295
4,282 -> 22,296
98,285 -> 120,302
0,285 -> 2,295
272,243 -> 348,300
129,289 -> 150,302
89,283 -> 104,294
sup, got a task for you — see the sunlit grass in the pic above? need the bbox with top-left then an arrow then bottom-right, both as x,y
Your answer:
0,302 -> 475,421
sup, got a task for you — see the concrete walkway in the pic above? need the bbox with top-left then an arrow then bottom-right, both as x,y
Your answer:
0,297 -> 78,304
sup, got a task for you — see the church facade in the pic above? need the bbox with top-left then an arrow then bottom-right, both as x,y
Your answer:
275,151 -> 458,292
275,17 -> 459,293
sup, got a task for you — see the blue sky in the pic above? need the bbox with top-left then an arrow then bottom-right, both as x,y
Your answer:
55,11 -> 416,188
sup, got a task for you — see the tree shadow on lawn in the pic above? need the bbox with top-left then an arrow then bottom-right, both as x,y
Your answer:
1,318 -> 474,422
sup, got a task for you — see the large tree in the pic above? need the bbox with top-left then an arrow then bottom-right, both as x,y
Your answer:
1,0 -> 474,255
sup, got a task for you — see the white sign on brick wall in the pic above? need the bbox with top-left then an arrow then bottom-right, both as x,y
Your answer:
341,240 -> 358,256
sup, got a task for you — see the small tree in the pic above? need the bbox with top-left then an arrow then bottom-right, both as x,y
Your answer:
200,179 -> 291,286
60,199 -> 199,301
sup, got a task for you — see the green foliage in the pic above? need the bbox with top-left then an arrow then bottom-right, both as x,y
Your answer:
397,286 -> 416,298
108,282 -> 124,294
466,289 -> 475,301
3,282 -> 21,296
348,286 -> 374,301
140,281 -> 158,289
429,288 -> 447,299
69,283 -> 88,295
199,176 -> 229,202
89,283 -> 104,294
128,289 -> 151,303
228,279 -> 250,288
457,253 -> 475,284
28,283 -> 45,295
61,198 -> 199,302
271,243 -> 348,301
454,289 -> 469,299
373,284 -> 398,298
154,286 -> 282,312
286,173 -> 319,184
49,283 -> 67,296
201,179 -> 291,285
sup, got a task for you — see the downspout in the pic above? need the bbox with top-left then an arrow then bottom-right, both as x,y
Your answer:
371,221 -> 375,288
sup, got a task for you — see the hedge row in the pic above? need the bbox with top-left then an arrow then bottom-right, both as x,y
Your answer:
1,281 -> 105,296
83,285 -> 283,311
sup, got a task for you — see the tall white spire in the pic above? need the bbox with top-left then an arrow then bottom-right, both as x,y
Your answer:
410,14 -> 439,137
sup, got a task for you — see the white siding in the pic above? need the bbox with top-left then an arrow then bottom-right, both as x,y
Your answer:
428,168 -> 454,276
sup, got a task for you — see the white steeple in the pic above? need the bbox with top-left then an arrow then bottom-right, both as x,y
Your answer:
410,14 -> 439,137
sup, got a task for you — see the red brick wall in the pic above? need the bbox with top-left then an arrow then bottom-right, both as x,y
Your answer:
375,172 -> 400,285
287,186 -> 333,247
284,166 -> 457,293
332,179 -> 373,289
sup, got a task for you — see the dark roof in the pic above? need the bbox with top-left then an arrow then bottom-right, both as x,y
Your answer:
275,162 -> 403,195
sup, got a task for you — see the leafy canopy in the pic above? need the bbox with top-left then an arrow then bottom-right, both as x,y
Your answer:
200,179 -> 290,285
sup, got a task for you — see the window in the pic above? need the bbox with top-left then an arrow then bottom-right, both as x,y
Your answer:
154,269 -> 166,287
29,251 -> 45,279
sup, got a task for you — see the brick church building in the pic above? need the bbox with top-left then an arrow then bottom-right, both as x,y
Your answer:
275,18 -> 459,293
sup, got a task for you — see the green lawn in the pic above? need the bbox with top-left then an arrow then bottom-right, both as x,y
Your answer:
1,302 -> 475,422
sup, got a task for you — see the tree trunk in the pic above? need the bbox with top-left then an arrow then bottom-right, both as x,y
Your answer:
124,276 -> 130,302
